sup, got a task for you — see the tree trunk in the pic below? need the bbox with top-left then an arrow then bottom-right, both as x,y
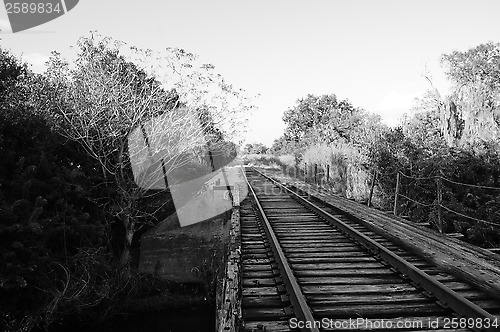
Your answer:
439,97 -> 462,147
120,241 -> 131,270
119,206 -> 135,272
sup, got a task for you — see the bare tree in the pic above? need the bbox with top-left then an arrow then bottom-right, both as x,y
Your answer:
46,35 -> 225,269
126,45 -> 256,145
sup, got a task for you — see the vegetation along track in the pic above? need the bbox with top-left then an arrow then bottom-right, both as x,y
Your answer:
239,167 -> 500,332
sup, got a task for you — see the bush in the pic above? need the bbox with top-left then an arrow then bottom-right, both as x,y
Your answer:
243,154 -> 282,168
370,128 -> 500,246
299,143 -> 371,201
0,47 -> 120,332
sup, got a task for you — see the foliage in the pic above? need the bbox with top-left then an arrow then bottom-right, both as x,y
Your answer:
243,143 -> 268,155
442,42 -> 500,92
377,42 -> 500,244
299,143 -> 370,200
401,91 -> 447,151
46,37 -> 185,269
282,94 -> 367,146
271,42 -> 500,248
1,32 -> 252,331
0,48 -> 112,332
242,154 -> 281,168
272,93 -> 386,201
274,93 -> 386,154
270,135 -> 301,155
369,127 -> 500,246
437,42 -> 500,146
46,34 -> 250,269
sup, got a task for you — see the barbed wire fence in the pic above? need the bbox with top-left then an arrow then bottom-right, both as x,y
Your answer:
281,162 -> 500,242
394,171 -> 500,235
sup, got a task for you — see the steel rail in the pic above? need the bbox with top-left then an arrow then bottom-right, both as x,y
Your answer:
242,167 -> 319,332
253,167 -> 498,332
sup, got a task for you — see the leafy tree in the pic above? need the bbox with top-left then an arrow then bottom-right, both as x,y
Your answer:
0,32 -> 252,330
349,112 -> 387,153
270,135 -> 302,155
427,42 -> 500,147
0,48 -> 109,331
282,94 -> 364,145
401,90 -> 447,151
276,93 -> 386,157
252,143 -> 268,154
281,93 -> 385,152
243,143 -> 253,154
46,34 -> 252,270
46,37 -> 202,269
242,143 -> 268,154
442,42 -> 500,93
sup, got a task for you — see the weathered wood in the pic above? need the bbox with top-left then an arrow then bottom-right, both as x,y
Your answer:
436,176 -> 443,233
294,268 -> 394,277
314,163 -> 317,184
292,262 -> 390,270
296,276 -> 404,285
447,232 -> 465,239
368,170 -> 376,207
243,320 -> 290,332
393,172 -> 400,215
245,258 -> 272,264
284,243 -> 360,248
284,246 -> 364,253
287,256 -> 375,264
242,278 -> 278,287
307,292 -> 427,304
243,265 -> 274,272
242,286 -> 280,296
242,307 -> 290,319
243,271 -> 276,278
240,168 -> 500,332
304,162 -> 307,182
269,171 -> 500,302
313,302 -> 449,317
279,240 -> 355,245
216,208 -> 242,332
300,283 -> 417,294
286,252 -> 369,258
242,296 -> 285,307
241,253 -> 268,260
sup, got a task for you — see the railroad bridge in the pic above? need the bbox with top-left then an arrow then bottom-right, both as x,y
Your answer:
218,167 -> 500,332
140,166 -> 500,332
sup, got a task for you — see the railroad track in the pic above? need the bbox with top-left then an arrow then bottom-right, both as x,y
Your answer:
239,167 -> 500,332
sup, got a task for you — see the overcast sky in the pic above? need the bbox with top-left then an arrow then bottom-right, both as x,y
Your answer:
1,0 -> 499,146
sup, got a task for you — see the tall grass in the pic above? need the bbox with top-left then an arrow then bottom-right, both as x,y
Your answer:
242,154 -> 282,168
245,144 -> 382,205
269,143 -> 380,205
302,143 -> 371,201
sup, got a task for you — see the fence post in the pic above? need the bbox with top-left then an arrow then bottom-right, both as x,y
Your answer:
436,176 -> 443,233
314,164 -> 318,185
304,163 -> 307,183
326,164 -> 330,183
393,172 -> 400,216
318,164 -> 322,188
368,170 -> 377,207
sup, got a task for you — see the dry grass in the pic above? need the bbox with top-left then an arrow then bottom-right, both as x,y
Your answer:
276,143 -> 374,203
